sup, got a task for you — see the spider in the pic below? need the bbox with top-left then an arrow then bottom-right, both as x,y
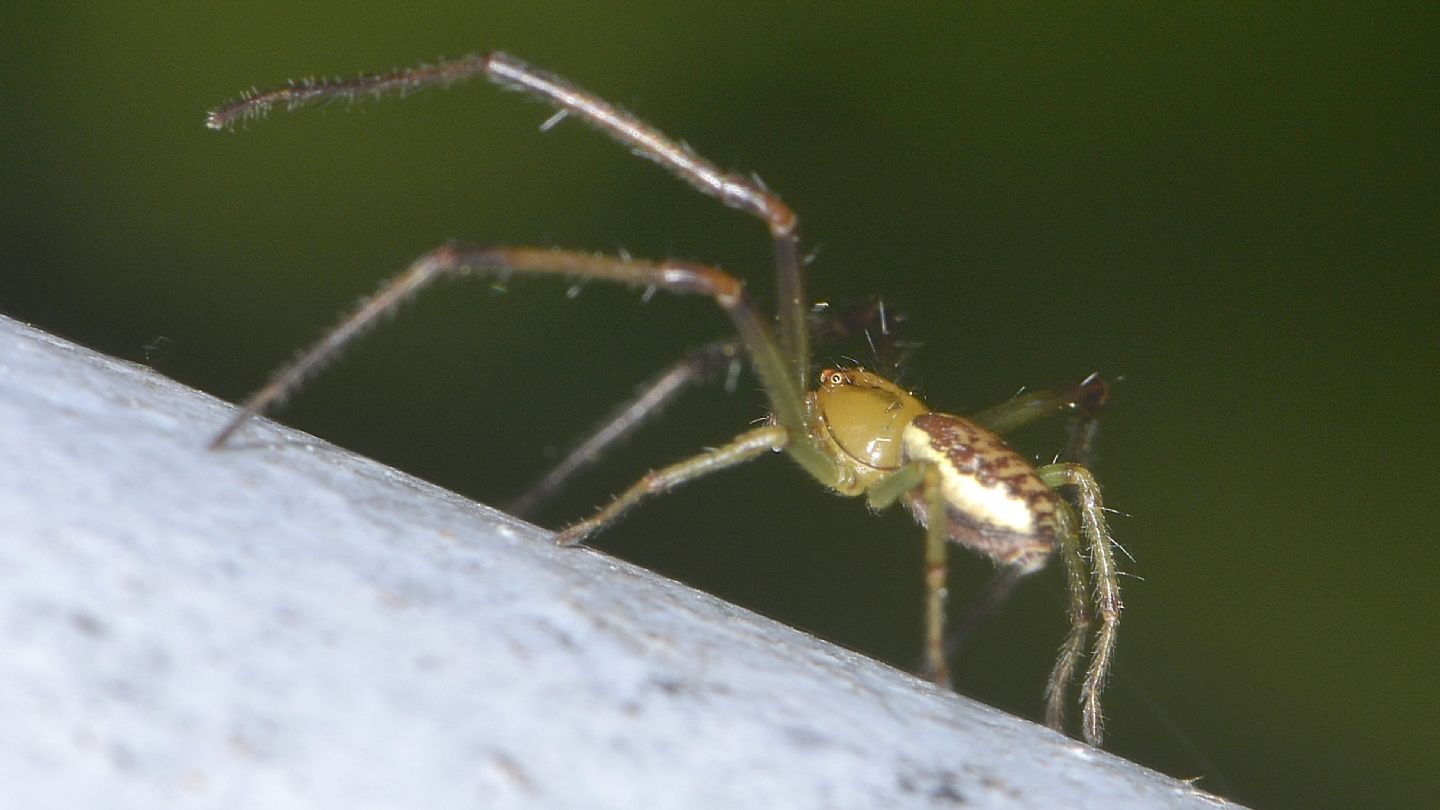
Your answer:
206,52 -> 1122,746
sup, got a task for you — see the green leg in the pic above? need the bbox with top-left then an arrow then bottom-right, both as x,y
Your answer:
554,424 -> 788,547
1041,500 -> 1091,734
867,462 -> 951,688
1039,461 -> 1121,745
969,374 -> 1109,466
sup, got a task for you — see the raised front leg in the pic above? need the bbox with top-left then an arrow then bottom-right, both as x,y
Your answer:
208,51 -> 810,391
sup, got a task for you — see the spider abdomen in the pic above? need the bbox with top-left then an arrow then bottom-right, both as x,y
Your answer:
901,412 -> 1058,569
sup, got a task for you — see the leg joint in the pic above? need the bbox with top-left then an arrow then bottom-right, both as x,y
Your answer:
660,263 -> 744,307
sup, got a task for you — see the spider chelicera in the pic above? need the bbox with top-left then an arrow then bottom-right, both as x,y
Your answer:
207,52 -> 1123,745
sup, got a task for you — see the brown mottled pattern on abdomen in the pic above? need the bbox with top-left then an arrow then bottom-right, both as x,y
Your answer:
901,412 -> 1058,568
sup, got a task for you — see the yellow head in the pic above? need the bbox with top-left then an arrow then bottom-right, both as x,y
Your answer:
808,368 -> 930,493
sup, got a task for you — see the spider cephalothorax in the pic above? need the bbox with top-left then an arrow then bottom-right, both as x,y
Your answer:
208,53 -> 1122,745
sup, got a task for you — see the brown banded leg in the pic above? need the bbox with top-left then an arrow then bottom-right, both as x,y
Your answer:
1038,461 -> 1120,745
208,51 -> 810,391
554,424 -> 788,546
210,245 -> 813,452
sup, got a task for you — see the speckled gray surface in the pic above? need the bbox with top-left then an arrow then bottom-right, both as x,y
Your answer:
0,314 -> 1243,809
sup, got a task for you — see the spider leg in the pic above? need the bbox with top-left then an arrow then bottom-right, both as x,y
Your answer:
555,424 -> 787,546
1041,498 -> 1091,735
483,54 -> 808,383
1061,374 -> 1110,468
508,340 -> 742,518
210,246 -> 818,468
1038,462 -> 1121,746
928,374 -> 1110,702
940,563 -> 1030,662
864,461 -> 952,688
969,374 -> 1109,465
513,297 -> 907,518
208,52 -> 808,389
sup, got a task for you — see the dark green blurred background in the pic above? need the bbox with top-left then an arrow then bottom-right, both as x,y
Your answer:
4,4 -> 1436,807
